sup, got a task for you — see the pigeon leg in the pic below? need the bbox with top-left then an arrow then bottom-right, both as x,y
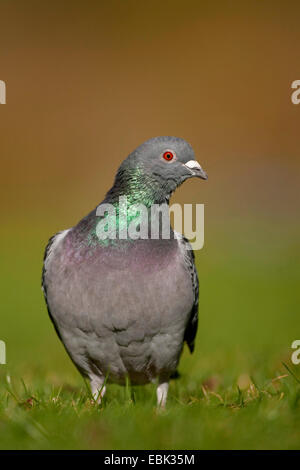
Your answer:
90,375 -> 106,403
156,381 -> 169,408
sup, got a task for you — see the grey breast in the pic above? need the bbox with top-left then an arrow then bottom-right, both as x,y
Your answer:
43,230 -> 194,384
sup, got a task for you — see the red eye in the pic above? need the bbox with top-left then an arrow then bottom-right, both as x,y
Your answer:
163,151 -> 174,161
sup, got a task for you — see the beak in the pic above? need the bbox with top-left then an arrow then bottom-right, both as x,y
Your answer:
184,160 -> 208,180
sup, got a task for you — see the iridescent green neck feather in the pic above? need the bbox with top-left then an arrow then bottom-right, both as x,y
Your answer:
88,166 -> 175,247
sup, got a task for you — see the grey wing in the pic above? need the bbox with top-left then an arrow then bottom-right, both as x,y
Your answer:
41,230 -> 68,340
177,234 -> 199,353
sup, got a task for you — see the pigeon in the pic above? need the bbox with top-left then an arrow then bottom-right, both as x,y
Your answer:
42,136 -> 207,407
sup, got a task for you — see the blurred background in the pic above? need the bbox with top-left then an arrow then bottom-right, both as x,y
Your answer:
0,0 -> 299,406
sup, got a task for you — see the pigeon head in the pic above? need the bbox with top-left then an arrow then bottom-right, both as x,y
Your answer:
106,136 -> 207,205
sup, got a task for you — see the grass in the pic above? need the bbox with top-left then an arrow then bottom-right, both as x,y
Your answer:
0,219 -> 300,449
1,361 -> 300,450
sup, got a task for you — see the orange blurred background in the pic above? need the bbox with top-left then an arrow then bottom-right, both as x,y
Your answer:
1,0 -> 299,228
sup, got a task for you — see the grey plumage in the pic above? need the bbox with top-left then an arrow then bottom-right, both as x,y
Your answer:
180,235 -> 199,353
42,136 -> 207,406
